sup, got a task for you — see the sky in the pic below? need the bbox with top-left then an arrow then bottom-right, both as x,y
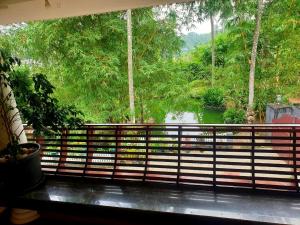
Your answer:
181,19 -> 211,35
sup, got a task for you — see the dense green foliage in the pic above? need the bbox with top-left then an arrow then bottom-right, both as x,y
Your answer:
223,108 -> 246,124
11,71 -> 83,134
202,88 -> 225,110
0,49 -> 83,148
181,0 -> 299,122
5,9 -> 188,123
0,0 -> 299,124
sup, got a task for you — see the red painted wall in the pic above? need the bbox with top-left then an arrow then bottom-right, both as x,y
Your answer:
272,114 -> 300,166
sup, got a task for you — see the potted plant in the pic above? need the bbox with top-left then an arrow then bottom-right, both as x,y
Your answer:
0,49 -> 83,193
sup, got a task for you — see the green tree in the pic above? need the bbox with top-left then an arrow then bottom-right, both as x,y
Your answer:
10,8 -> 184,123
2,1 -> 298,125
183,0 -> 233,86
181,0 -> 299,123
247,0 -> 264,124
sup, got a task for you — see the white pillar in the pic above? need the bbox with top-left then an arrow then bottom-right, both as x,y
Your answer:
0,76 -> 27,146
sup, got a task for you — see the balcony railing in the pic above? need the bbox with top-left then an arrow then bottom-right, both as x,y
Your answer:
25,124 -> 300,192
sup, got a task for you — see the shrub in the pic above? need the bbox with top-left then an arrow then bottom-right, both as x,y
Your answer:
202,88 -> 225,109
185,63 -> 211,81
223,108 -> 246,124
189,80 -> 209,99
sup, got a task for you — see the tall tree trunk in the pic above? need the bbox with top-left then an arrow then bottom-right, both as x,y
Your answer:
210,14 -> 215,87
127,9 -> 135,123
247,0 -> 264,124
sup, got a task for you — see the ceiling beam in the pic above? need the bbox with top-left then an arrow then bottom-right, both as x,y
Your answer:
0,0 -> 194,25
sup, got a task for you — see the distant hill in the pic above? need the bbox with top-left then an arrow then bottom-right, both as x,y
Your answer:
181,32 -> 211,53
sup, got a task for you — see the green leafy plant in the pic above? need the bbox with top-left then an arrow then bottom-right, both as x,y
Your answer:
0,49 -> 84,160
202,87 -> 225,110
223,108 -> 246,124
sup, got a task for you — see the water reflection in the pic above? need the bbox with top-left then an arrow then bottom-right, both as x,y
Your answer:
95,199 -> 135,208
165,109 -> 223,125
165,112 -> 198,124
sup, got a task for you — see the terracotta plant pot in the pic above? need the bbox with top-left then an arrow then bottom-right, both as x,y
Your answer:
0,143 -> 44,193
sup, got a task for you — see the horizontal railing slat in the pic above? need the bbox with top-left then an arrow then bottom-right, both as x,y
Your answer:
25,124 -> 300,193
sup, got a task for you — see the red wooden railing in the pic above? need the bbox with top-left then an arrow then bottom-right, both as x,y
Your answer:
25,124 -> 300,192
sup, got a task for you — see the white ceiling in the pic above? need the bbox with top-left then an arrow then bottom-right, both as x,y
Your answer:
0,0 -> 194,25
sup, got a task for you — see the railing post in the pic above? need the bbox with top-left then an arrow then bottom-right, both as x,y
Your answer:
177,125 -> 182,185
36,135 -> 44,159
251,126 -> 256,190
212,126 -> 216,189
143,125 -> 149,182
292,126 -> 299,192
57,128 -> 68,174
84,125 -> 94,176
112,125 -> 120,179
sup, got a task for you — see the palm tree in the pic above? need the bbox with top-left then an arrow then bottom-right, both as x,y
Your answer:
247,0 -> 264,124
